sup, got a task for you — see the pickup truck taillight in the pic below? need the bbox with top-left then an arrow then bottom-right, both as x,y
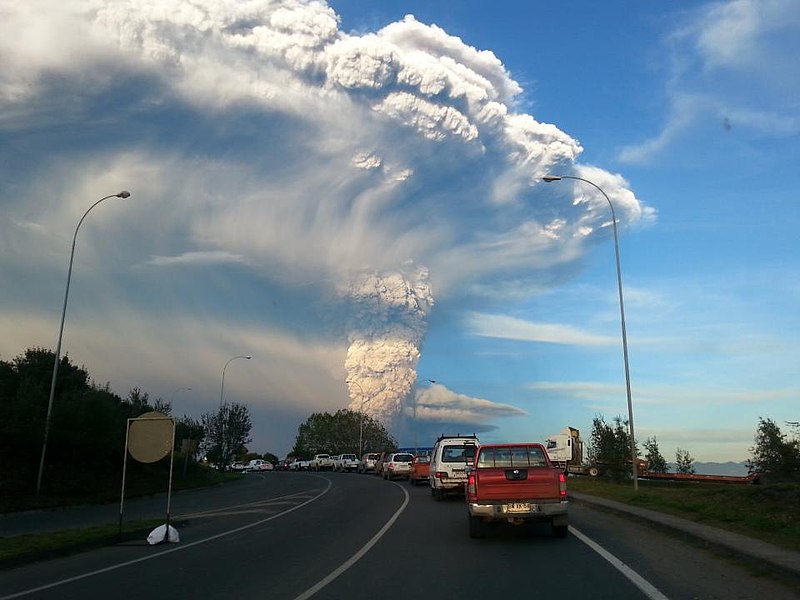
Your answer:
467,473 -> 477,497
559,471 -> 567,500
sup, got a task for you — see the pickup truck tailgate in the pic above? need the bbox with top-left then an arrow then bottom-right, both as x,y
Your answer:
475,467 -> 560,501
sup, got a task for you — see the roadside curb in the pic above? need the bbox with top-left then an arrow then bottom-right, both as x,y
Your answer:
570,491 -> 800,579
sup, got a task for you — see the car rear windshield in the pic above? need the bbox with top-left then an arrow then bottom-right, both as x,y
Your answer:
441,444 -> 477,463
392,454 -> 413,462
477,446 -> 548,468
341,454 -> 356,460
367,453 -> 380,459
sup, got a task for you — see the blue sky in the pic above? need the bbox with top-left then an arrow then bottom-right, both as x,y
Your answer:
1,0 -> 797,463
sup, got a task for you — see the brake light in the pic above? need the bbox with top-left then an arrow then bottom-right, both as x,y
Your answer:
435,471 -> 448,479
559,471 -> 567,500
467,473 -> 477,497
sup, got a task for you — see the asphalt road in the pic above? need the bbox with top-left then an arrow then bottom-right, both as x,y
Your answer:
1,473 -> 798,600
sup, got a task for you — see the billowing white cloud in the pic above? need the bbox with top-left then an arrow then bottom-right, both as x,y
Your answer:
411,382 -> 525,434
0,0 -> 646,452
343,268 -> 433,424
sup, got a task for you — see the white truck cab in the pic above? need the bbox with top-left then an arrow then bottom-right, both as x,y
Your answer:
429,434 -> 479,500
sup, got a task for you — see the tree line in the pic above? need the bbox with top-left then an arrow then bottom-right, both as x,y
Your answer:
0,347 -> 257,499
289,409 -> 397,459
588,414 -> 799,483
0,346 -> 400,502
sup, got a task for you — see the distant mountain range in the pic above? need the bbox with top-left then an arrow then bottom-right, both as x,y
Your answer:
666,461 -> 749,476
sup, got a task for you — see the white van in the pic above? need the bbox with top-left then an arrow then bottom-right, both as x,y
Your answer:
429,434 -> 479,500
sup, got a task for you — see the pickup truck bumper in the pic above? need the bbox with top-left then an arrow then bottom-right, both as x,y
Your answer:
468,500 -> 568,523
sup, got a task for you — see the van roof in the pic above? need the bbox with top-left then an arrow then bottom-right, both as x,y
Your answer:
435,433 -> 479,443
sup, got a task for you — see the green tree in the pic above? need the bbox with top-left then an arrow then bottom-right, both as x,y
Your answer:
643,436 -> 668,473
587,414 -> 636,482
747,417 -> 800,482
151,397 -> 172,416
675,448 -> 695,474
124,387 -> 153,413
175,415 -> 205,459
201,402 -> 253,469
291,409 -> 396,458
0,347 -> 159,495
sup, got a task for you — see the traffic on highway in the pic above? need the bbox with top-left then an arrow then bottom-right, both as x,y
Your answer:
2,442 -> 797,600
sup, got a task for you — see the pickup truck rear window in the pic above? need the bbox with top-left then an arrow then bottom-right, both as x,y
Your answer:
477,446 -> 548,468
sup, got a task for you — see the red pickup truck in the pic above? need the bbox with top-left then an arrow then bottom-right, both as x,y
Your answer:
466,443 -> 568,539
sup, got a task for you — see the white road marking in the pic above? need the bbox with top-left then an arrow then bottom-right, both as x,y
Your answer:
570,526 -> 671,600
0,478 -> 332,600
292,480 -> 410,600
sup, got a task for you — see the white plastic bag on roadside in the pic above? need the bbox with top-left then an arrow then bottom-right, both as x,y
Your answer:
147,524 -> 180,545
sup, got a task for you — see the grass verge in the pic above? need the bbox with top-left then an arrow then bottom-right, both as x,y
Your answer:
0,463 -> 241,568
0,519 -> 174,569
568,477 -> 800,552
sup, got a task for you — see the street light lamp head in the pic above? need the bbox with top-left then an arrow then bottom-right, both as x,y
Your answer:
542,175 -> 561,182
116,191 -> 131,198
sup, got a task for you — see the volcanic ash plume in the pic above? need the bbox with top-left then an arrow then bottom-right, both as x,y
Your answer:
343,267 -> 434,425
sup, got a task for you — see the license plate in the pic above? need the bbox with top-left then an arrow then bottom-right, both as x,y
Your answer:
506,503 -> 532,513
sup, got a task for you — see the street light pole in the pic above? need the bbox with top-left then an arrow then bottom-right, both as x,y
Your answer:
417,379 -> 438,454
543,175 -> 638,490
220,355 -> 252,408
218,355 -> 251,469
346,379 -> 368,457
36,190 -> 131,496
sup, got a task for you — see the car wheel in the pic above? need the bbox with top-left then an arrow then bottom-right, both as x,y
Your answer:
468,515 -> 484,539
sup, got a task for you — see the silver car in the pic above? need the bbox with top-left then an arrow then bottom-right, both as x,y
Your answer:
383,452 -> 414,480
